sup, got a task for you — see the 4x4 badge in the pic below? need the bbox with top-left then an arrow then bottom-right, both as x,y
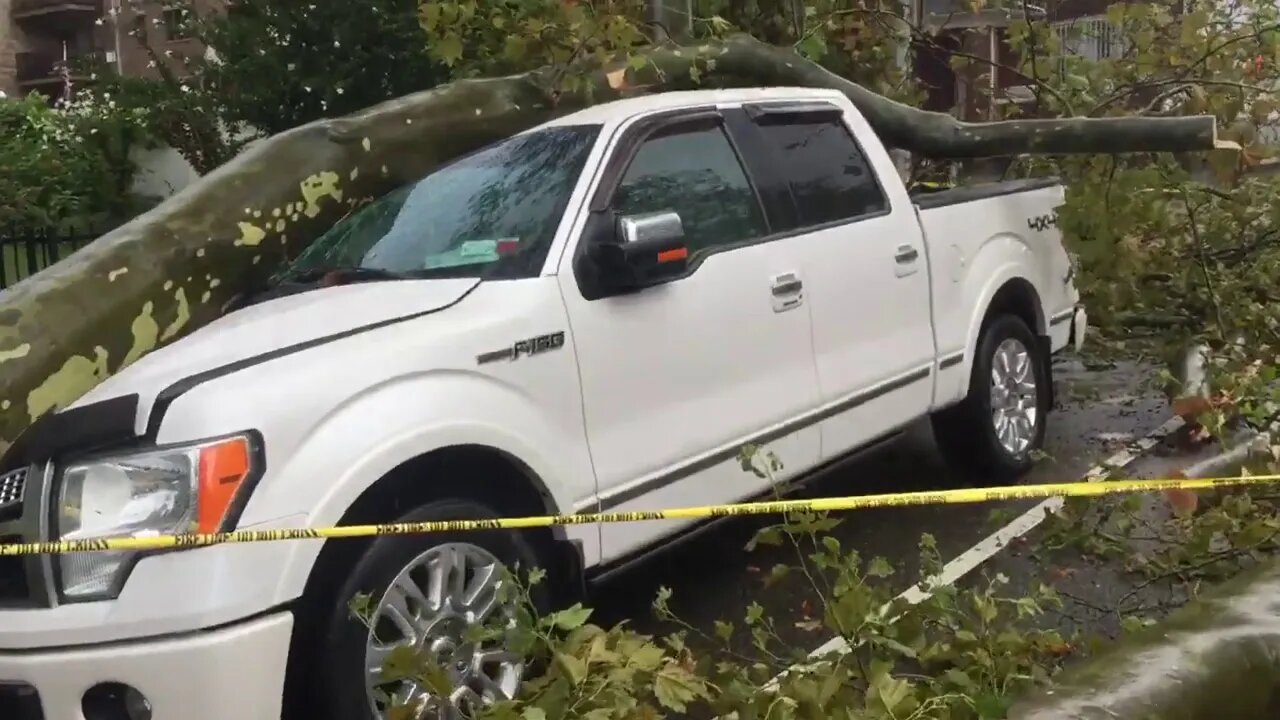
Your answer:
477,331 -> 566,365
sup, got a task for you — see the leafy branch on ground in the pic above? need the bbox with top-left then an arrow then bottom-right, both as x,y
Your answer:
349,445 -> 1076,719
1032,446 -> 1280,629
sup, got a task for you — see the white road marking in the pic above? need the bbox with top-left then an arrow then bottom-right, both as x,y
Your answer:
774,414 -> 1186,675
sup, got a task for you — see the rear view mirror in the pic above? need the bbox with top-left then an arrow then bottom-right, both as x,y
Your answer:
618,211 -> 685,247
587,210 -> 690,293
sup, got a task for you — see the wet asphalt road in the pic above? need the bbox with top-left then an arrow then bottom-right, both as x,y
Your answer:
584,355 -> 1173,660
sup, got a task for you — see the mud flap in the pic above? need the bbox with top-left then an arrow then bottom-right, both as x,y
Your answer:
1037,334 -> 1056,411
552,537 -> 588,606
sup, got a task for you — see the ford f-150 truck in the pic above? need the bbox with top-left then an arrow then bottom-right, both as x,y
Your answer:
0,87 -> 1086,720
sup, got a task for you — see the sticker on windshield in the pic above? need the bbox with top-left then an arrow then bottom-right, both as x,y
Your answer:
460,239 -> 498,257
422,238 -> 519,269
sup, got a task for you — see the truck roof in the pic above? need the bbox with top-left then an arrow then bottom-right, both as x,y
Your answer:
537,86 -> 849,130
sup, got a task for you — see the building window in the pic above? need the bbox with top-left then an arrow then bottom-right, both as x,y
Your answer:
162,7 -> 192,41
1053,15 -> 1124,63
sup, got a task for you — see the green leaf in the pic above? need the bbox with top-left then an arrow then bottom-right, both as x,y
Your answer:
867,556 -> 894,578
435,34 -> 465,66
547,603 -> 593,631
714,620 -> 734,642
944,668 -> 979,691
419,659 -> 454,698
521,708 -> 546,720
382,644 -> 423,682
765,563 -> 792,588
555,652 -> 587,685
870,673 -> 914,715
628,643 -> 666,670
871,634 -> 918,659
974,692 -> 1013,719
654,664 -> 708,712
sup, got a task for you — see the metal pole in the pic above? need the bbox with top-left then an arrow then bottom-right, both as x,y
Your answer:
988,26 -> 998,121
110,0 -> 124,73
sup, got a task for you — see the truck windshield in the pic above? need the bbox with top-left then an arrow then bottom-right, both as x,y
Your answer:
279,124 -> 601,282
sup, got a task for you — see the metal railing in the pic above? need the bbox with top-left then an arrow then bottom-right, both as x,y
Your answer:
1052,15 -> 1125,65
0,227 -> 96,290
14,48 -> 102,86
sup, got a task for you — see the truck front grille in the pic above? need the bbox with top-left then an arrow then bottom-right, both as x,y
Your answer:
0,465 -> 51,607
0,468 -> 25,522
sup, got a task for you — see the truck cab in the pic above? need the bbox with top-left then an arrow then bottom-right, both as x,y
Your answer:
0,87 -> 1085,720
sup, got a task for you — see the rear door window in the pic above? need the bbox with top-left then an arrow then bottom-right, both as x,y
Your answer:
754,114 -> 888,228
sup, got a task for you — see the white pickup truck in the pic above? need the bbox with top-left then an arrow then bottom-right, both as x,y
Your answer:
0,87 -> 1085,720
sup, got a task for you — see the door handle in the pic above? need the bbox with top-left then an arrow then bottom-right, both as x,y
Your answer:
771,277 -> 804,296
770,272 -> 803,313
895,245 -> 919,264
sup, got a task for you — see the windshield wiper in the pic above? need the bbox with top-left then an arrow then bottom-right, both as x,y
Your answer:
285,265 -> 417,284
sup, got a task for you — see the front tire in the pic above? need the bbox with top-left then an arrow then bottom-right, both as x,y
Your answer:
300,499 -> 553,720
932,313 -> 1050,482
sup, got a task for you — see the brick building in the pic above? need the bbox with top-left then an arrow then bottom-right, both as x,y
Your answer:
0,0 -> 221,100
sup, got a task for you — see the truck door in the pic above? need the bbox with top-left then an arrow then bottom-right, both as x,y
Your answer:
557,109 -> 822,566
734,102 -> 937,460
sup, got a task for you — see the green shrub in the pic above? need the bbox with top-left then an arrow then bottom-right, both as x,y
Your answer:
0,93 -> 150,232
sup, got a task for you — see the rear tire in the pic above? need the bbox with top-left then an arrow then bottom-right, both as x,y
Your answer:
932,313 -> 1050,482
296,499 -> 553,720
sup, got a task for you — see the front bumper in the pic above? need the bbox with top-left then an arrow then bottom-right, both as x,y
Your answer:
0,611 -> 292,720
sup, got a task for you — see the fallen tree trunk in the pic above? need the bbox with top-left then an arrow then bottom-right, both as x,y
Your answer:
0,33 -> 1226,454
635,36 -> 1226,157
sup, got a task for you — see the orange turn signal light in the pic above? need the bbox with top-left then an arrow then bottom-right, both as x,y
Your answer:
657,246 -> 688,264
196,436 -> 253,533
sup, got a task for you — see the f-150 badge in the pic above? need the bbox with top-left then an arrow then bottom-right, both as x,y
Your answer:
477,331 -> 566,365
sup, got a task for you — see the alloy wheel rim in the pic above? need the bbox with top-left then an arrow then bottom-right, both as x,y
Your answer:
989,337 -> 1039,455
364,543 -> 524,720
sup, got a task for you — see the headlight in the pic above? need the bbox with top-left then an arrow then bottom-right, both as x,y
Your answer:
56,435 -> 255,601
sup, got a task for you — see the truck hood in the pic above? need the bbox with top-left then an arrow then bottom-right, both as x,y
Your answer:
72,278 -> 480,415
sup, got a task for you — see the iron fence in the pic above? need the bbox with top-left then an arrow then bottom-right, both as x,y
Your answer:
0,227 -> 97,290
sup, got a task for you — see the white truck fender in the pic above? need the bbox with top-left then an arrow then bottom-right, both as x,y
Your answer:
945,235 -> 1048,405
237,372 -> 594,604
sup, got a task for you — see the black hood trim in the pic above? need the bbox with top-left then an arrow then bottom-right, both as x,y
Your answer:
0,393 -> 142,471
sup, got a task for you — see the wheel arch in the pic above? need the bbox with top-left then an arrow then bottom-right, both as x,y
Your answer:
964,272 -> 1054,413
290,440 -> 584,607
982,276 -> 1044,336
936,264 -> 1050,411
280,443 -> 583,720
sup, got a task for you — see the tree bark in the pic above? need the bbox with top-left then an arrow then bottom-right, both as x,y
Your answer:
626,35 -> 1224,157
0,33 -> 1225,455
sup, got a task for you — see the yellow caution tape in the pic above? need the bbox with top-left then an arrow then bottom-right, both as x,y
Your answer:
2,473 -> 1278,557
